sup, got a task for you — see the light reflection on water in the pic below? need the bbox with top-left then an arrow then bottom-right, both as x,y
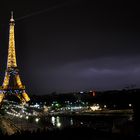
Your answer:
49,114 -> 133,130
51,116 -> 55,126
50,116 -> 75,128
51,116 -> 62,128
70,118 -> 73,125
56,116 -> 61,128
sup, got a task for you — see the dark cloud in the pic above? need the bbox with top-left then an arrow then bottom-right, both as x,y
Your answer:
25,55 -> 140,93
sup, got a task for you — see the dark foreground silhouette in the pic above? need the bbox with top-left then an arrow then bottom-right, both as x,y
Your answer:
0,127 -> 139,140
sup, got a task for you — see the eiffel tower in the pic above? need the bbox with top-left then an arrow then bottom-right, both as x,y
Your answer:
0,12 -> 30,104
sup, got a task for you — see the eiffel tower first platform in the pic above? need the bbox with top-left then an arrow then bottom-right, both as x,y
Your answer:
0,12 -> 30,104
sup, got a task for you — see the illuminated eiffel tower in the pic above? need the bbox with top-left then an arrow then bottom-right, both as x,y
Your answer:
0,12 -> 30,104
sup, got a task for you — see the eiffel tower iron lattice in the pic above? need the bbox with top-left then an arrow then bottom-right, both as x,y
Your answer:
0,12 -> 30,104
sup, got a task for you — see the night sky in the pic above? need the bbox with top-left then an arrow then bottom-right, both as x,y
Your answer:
0,0 -> 140,94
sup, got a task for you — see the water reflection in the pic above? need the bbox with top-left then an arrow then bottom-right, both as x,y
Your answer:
51,116 -> 55,126
50,116 -> 78,128
49,114 -> 134,132
56,116 -> 61,128
70,118 -> 73,125
51,116 -> 62,128
128,115 -> 133,121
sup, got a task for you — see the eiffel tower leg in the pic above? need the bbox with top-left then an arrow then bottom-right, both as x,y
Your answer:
0,93 -> 4,103
0,93 -> 4,109
16,94 -> 26,104
22,92 -> 30,102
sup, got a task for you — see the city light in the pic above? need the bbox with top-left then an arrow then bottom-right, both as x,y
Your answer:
26,116 -> 29,119
35,118 -> 39,122
90,104 -> 101,111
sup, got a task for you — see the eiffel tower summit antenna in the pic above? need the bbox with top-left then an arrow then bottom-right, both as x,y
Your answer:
10,11 -> 14,22
0,12 -> 30,104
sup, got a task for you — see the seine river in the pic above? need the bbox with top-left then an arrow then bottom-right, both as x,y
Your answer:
44,113 -> 134,133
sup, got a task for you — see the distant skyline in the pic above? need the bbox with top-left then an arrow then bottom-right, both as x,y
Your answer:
0,0 -> 140,94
